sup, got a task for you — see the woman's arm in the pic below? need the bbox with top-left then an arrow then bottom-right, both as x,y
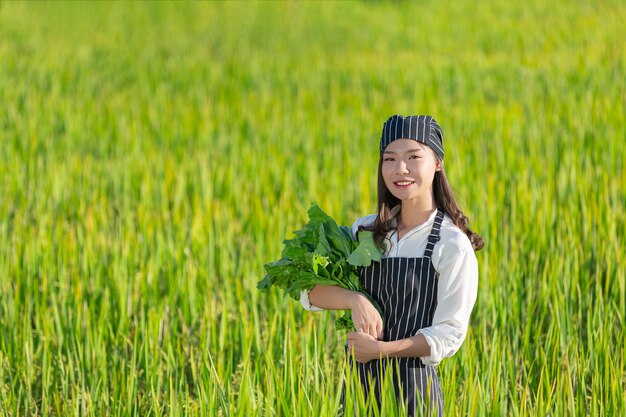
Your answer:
308,285 -> 384,340
308,284 -> 359,309
414,247 -> 478,365
346,331 -> 431,363
380,333 -> 431,357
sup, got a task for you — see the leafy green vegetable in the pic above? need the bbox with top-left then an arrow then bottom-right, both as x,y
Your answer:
257,203 -> 384,331
346,227 -> 381,267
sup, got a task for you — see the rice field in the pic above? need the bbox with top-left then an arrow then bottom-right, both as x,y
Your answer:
0,1 -> 624,416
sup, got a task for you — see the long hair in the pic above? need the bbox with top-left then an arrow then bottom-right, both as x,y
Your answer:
359,155 -> 484,252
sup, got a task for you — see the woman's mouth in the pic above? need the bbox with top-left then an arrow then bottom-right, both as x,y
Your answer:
393,181 -> 415,188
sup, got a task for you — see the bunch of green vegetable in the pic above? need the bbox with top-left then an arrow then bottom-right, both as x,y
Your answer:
257,203 -> 384,331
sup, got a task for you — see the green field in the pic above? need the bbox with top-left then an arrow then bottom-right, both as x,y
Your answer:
0,1 -> 624,416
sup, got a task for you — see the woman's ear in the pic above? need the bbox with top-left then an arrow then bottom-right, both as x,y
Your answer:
435,160 -> 442,172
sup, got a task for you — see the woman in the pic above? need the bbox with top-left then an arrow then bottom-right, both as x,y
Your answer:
300,114 -> 484,416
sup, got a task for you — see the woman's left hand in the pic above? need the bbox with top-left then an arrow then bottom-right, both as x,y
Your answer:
346,331 -> 385,363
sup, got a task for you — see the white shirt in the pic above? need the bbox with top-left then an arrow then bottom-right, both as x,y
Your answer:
299,209 -> 479,366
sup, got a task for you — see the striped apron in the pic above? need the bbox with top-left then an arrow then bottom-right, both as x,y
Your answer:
344,209 -> 445,417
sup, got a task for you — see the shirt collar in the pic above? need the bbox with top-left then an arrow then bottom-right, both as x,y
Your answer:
388,208 -> 439,241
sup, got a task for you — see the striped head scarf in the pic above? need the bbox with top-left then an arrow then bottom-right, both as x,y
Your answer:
379,114 -> 444,160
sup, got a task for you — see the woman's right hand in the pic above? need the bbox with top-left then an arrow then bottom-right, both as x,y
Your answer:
349,293 -> 383,340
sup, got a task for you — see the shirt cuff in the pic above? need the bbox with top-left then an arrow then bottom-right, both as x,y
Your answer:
416,328 -> 443,366
416,323 -> 467,366
299,290 -> 325,312
416,327 -> 464,366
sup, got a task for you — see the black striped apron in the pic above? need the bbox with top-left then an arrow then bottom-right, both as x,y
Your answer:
344,209 -> 445,417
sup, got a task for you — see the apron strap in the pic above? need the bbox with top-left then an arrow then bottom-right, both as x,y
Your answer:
423,209 -> 445,258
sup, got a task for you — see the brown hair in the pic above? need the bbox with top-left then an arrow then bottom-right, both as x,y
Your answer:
359,155 -> 484,252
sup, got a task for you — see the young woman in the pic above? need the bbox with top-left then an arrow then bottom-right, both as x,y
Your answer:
300,114 -> 483,416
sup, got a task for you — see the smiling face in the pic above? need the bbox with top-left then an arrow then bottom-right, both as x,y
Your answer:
381,139 -> 442,206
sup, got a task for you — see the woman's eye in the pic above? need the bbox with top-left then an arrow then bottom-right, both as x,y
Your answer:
384,157 -> 394,162
410,155 -> 420,159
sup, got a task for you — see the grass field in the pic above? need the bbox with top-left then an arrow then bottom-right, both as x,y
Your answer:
0,1 -> 624,416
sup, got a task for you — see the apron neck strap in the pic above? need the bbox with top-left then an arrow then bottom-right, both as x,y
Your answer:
423,209 -> 445,258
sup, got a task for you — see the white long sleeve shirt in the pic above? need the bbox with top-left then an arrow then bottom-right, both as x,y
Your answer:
299,209 -> 479,366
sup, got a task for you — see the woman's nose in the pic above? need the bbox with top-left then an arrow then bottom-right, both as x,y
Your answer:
396,160 -> 409,174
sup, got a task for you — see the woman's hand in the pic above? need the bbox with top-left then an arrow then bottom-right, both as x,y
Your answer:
349,293 -> 383,340
346,332 -> 385,363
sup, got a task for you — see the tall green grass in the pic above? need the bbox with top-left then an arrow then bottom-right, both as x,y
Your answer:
0,1 -> 624,416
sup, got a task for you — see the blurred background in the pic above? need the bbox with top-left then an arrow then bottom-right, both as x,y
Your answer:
0,1 -> 624,416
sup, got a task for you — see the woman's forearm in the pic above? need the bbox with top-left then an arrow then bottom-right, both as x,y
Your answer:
308,285 -> 364,310
380,333 -> 431,358
309,285 -> 432,359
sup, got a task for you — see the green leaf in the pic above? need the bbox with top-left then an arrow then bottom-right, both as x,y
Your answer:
314,223 -> 332,256
346,230 -> 383,267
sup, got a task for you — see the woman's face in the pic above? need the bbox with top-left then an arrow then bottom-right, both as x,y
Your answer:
381,139 -> 441,204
